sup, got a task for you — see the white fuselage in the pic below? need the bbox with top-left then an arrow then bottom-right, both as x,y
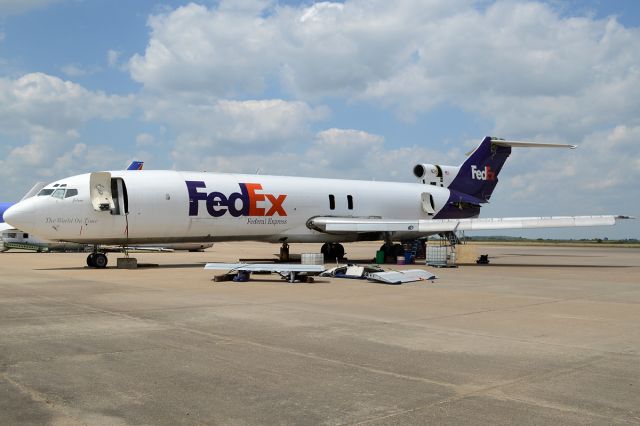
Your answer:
7,170 -> 455,245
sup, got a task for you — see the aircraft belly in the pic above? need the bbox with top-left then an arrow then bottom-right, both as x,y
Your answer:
185,216 -> 298,240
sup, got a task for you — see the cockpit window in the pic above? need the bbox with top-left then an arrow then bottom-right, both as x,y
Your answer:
37,187 -> 78,198
52,189 -> 66,199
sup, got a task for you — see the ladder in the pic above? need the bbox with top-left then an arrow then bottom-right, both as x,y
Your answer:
410,237 -> 427,259
2,242 -> 48,252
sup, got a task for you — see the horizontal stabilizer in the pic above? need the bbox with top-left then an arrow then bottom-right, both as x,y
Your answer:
309,215 -> 631,234
492,140 -> 577,149
465,138 -> 576,156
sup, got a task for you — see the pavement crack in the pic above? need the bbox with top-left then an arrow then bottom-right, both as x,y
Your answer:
346,355 -> 623,425
0,371 -> 86,426
32,296 -> 461,390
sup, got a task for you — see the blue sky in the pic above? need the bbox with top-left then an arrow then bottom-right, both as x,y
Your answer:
0,0 -> 638,239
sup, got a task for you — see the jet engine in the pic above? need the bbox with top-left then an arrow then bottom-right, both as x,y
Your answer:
413,163 -> 460,187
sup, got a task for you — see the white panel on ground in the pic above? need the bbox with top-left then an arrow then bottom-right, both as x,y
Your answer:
368,269 -> 437,285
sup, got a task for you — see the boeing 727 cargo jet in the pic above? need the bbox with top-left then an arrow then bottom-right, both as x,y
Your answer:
4,137 -> 629,267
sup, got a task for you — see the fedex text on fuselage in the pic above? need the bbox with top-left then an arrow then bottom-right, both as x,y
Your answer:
186,181 -> 287,218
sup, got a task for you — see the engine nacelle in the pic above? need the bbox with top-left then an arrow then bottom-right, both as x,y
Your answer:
413,163 -> 460,188
412,163 -> 437,180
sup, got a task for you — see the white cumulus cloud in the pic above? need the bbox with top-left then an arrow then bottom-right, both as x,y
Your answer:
129,0 -> 640,134
0,73 -> 132,135
0,73 -> 134,195
161,97 -> 328,170
107,49 -> 121,68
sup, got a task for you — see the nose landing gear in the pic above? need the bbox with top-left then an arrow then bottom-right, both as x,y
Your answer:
86,252 -> 108,268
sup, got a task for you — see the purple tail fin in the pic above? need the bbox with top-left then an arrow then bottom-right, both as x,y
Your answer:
127,161 -> 144,170
448,137 -> 512,202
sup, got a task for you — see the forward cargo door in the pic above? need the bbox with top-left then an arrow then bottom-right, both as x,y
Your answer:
90,172 -> 114,212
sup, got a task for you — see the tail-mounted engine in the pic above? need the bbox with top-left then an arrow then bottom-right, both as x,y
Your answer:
413,163 -> 460,188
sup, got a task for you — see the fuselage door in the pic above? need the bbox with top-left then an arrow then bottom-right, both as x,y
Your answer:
110,177 -> 128,216
90,172 -> 115,212
421,192 -> 436,215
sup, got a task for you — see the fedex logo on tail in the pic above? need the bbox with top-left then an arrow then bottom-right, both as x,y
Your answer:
186,181 -> 287,217
470,165 -> 496,181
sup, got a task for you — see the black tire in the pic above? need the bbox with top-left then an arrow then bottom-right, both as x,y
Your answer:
380,243 -> 404,263
321,243 -> 332,261
379,243 -> 395,256
94,253 -> 108,268
86,253 -> 96,267
391,243 -> 404,257
321,243 -> 345,261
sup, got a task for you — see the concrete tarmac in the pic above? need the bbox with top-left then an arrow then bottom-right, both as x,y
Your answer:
1,242 -> 639,425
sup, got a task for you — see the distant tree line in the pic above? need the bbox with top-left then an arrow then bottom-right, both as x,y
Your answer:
464,236 -> 639,244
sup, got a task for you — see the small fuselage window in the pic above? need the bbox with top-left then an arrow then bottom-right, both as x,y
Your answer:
329,194 -> 335,210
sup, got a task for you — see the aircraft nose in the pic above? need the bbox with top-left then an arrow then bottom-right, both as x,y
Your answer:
3,202 -> 36,231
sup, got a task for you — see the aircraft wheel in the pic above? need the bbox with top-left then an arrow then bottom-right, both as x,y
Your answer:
321,243 -> 345,261
379,242 -> 393,256
321,243 -> 331,261
86,253 -> 96,267
94,253 -> 108,268
321,243 -> 344,261
380,243 -> 404,262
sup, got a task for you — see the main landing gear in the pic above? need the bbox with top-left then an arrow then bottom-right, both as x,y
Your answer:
279,242 -> 290,262
86,251 -> 108,268
379,242 -> 404,263
321,243 -> 345,261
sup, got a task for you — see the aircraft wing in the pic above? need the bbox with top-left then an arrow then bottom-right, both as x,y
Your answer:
204,263 -> 325,273
20,182 -> 47,200
100,245 -> 175,253
308,215 -> 631,234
